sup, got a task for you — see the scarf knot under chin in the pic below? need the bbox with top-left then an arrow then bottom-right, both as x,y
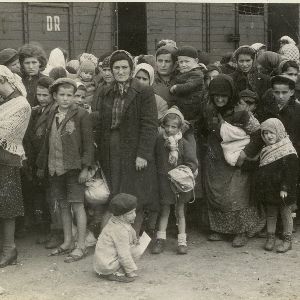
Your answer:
259,136 -> 297,167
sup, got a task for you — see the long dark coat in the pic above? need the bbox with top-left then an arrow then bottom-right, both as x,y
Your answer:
96,78 -> 159,209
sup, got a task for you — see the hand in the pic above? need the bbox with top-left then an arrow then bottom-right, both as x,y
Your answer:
169,85 -> 177,94
36,169 -> 44,179
236,150 -> 247,167
78,167 -> 90,184
136,157 -> 147,171
280,191 -> 288,199
126,271 -> 138,278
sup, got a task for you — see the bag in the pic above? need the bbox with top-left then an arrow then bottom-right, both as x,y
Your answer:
168,165 -> 196,203
85,164 -> 110,206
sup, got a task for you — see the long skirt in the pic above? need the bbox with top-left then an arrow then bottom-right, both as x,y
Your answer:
0,164 -> 24,219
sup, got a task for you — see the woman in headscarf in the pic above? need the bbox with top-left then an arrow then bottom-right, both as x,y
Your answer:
230,46 -> 271,100
133,62 -> 168,120
95,50 -> 159,236
198,74 -> 264,247
279,44 -> 300,65
0,66 -> 31,267
43,48 -> 67,76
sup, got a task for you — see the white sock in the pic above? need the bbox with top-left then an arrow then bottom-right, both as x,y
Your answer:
178,233 -> 187,246
157,231 -> 166,240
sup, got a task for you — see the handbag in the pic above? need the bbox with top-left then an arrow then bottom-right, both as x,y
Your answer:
85,164 -> 110,206
168,165 -> 196,203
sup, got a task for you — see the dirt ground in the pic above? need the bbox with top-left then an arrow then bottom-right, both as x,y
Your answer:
1,227 -> 300,300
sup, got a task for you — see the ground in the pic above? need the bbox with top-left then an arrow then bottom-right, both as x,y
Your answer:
1,229 -> 300,300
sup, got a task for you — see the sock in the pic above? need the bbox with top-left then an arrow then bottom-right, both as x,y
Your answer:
156,231 -> 166,240
178,233 -> 187,246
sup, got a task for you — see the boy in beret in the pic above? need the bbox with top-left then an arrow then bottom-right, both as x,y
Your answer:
36,77 -> 94,262
0,48 -> 21,75
93,193 -> 139,283
169,45 -> 204,123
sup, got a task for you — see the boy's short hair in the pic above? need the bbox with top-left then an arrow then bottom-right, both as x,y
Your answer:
37,77 -> 54,90
155,45 -> 177,63
50,78 -> 77,95
281,60 -> 299,73
271,75 -> 295,90
162,113 -> 183,128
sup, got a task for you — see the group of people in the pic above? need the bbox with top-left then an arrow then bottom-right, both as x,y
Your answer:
0,35 -> 300,282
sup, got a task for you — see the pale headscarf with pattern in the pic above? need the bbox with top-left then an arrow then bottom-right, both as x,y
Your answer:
260,118 -> 297,167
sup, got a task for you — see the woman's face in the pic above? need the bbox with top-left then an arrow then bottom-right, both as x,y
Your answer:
23,57 -> 41,76
283,67 -> 298,82
213,95 -> 229,107
237,54 -> 253,73
112,60 -> 131,83
135,70 -> 150,86
101,67 -> 113,83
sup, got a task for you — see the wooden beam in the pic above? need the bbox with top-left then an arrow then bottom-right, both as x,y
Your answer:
68,2 -> 75,59
22,3 -> 29,44
86,2 -> 104,52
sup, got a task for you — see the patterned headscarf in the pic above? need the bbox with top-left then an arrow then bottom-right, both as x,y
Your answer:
0,65 -> 27,97
260,118 -> 297,167
280,36 -> 296,45
279,44 -> 300,64
133,63 -> 155,86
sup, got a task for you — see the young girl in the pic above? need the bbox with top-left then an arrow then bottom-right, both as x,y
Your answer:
257,118 -> 298,253
152,106 -> 198,255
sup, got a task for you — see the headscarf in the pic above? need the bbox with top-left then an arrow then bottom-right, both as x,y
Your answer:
78,53 -> 98,67
260,118 -> 297,167
43,48 -> 66,76
279,36 -> 296,45
251,43 -> 266,52
208,74 -> 237,113
233,45 -> 256,62
257,51 -> 282,74
133,63 -> 154,86
109,50 -> 134,72
279,44 -> 300,64
0,65 -> 31,159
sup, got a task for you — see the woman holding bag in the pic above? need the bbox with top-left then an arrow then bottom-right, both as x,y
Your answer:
95,50 -> 158,236
0,66 -> 31,267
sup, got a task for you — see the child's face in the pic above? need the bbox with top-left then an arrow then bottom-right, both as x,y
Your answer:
238,97 -> 256,113
135,70 -> 150,86
74,88 -> 87,106
164,119 -> 181,137
272,84 -> 294,108
7,59 -> 20,74
123,209 -> 136,224
262,129 -> 277,145
101,67 -> 113,83
80,71 -> 94,82
53,86 -> 75,110
213,95 -> 229,107
23,57 -> 40,76
283,67 -> 298,82
177,56 -> 198,73
237,54 -> 253,73
36,86 -> 51,107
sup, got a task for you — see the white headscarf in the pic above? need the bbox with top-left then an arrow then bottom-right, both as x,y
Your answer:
133,63 -> 155,86
43,48 -> 66,76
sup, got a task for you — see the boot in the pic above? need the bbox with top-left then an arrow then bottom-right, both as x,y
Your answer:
264,233 -> 276,251
276,234 -> 292,253
0,248 -> 17,268
151,239 -> 165,254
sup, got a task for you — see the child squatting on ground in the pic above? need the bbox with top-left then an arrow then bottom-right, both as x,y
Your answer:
257,118 -> 298,253
152,106 -> 198,255
36,77 -> 94,263
93,193 -> 141,283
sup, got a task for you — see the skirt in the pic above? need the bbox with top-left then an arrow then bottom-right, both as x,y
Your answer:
0,164 -> 24,218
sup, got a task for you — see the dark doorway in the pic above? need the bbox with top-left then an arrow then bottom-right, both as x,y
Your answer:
268,4 -> 299,51
117,3 -> 147,55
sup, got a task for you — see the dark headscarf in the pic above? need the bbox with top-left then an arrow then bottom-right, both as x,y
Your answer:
208,74 -> 237,114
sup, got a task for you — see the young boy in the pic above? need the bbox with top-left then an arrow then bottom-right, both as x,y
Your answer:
152,106 -> 198,255
93,193 -> 139,283
24,77 -> 55,245
169,46 -> 204,123
36,78 -> 94,262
